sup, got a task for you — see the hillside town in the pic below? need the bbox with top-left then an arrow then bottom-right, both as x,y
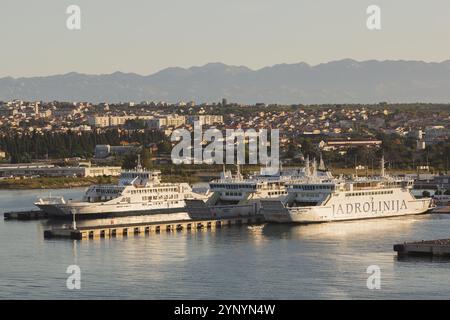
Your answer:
0,99 -> 449,185
1,100 -> 449,142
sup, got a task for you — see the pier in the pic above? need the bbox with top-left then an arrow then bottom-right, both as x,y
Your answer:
394,239 -> 450,256
432,206 -> 450,214
4,210 -> 48,220
44,215 -> 265,240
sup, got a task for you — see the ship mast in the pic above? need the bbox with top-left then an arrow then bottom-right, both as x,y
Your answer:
380,155 -> 385,178
305,155 -> 311,177
319,153 -> 326,171
236,162 -> 242,180
312,158 -> 318,177
137,154 -> 143,171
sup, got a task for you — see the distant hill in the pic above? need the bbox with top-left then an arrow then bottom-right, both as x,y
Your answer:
2,59 -> 450,104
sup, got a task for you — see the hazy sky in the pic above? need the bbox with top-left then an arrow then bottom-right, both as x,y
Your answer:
1,0 -> 450,77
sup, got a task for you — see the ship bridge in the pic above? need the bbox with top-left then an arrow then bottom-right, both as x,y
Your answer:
119,170 -> 161,187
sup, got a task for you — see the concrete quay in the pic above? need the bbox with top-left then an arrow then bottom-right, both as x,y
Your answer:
44,215 -> 264,240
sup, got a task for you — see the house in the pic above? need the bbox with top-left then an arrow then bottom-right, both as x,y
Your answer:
94,144 -> 140,159
319,139 -> 382,151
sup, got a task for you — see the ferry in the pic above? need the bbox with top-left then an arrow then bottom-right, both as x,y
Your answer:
433,188 -> 450,207
35,160 -> 207,219
262,157 -> 434,224
187,159 -> 333,219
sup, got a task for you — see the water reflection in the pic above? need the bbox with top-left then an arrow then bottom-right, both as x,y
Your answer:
396,254 -> 450,263
43,212 -> 191,229
262,215 -> 429,240
2,188 -> 450,299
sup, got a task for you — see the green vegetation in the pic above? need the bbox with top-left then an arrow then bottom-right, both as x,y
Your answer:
0,176 -> 117,190
0,129 -> 169,163
283,133 -> 450,173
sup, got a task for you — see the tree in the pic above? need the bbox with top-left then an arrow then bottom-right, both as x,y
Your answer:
157,141 -> 172,154
122,154 -> 138,169
141,148 -> 153,170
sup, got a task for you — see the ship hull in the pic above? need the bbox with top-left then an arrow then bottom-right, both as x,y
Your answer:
35,201 -> 189,220
262,198 -> 433,224
185,199 -> 259,220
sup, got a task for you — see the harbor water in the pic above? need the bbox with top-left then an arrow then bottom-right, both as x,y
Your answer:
1,188 -> 450,299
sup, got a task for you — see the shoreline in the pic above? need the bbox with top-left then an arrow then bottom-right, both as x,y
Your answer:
0,174 -> 200,190
0,168 -> 440,190
0,177 -> 117,190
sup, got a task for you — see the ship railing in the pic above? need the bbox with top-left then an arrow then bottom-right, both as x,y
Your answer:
352,176 -> 412,182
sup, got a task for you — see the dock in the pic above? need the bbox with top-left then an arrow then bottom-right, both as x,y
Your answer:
44,215 -> 265,240
394,239 -> 450,256
432,206 -> 450,214
4,210 -> 48,220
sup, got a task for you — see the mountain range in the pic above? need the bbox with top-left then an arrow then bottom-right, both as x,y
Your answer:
2,59 -> 450,104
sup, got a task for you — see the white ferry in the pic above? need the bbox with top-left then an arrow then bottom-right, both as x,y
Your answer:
35,161 -> 207,219
262,157 -> 434,224
187,160 -> 333,219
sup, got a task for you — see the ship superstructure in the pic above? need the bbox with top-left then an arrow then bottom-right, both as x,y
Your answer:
188,160 -> 333,219
35,161 -> 206,219
262,157 -> 434,223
